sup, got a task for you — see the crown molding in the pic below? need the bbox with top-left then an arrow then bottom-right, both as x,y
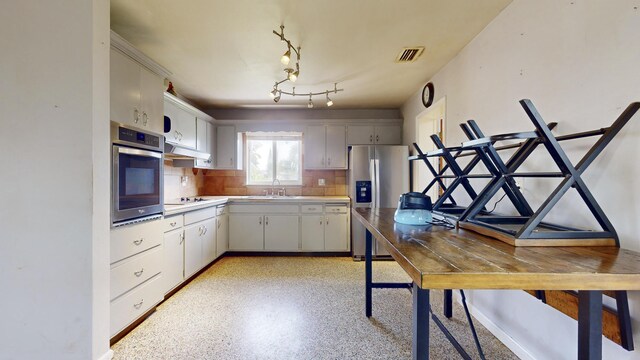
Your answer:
110,30 -> 172,79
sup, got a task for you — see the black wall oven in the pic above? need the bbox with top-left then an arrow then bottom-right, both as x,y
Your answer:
111,122 -> 164,225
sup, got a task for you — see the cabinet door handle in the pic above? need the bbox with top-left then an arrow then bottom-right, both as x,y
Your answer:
142,112 -> 148,126
376,135 -> 379,142
321,157 -> 325,166
326,217 -> 329,225
179,233 -> 184,244
229,157 -> 233,165
203,226 -> 208,235
328,157 -> 331,166
265,216 -> 269,226
133,238 -> 144,246
370,134 -> 373,143
133,299 -> 144,309
174,130 -> 179,140
134,268 -> 144,277
217,220 -> 221,229
170,221 -> 177,227
133,109 -> 140,123
320,218 -> 323,225
259,216 -> 262,225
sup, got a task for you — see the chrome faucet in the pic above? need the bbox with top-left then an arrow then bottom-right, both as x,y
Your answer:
271,178 -> 280,196
270,179 -> 285,196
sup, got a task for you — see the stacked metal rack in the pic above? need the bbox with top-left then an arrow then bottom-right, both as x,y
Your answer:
407,98 -> 639,351
409,98 -> 639,247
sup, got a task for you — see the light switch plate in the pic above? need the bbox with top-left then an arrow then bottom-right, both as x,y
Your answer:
318,178 -> 325,186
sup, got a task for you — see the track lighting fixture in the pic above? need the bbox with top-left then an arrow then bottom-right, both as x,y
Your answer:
270,25 -> 343,106
307,95 -> 314,109
281,48 -> 291,65
326,92 -> 333,107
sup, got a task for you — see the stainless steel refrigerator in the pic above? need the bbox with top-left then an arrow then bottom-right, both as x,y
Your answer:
349,145 -> 409,260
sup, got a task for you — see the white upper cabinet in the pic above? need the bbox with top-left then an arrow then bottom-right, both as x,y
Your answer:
347,124 -> 402,145
325,125 -> 347,168
346,125 -> 374,145
139,67 -> 165,134
215,125 -> 237,169
374,125 -> 402,144
196,118 -> 208,152
304,125 -> 326,169
110,48 -> 165,134
304,125 -> 346,169
110,49 -> 141,128
195,120 -> 214,169
164,97 -> 197,149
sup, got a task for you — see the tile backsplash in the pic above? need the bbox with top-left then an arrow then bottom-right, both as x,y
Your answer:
163,161 -> 204,200
201,169 -> 347,196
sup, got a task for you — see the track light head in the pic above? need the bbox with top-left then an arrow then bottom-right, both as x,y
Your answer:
307,95 -> 314,109
281,48 -> 291,65
326,92 -> 333,107
269,87 -> 278,99
273,91 -> 281,103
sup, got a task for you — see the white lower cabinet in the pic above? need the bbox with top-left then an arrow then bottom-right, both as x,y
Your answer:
301,215 -> 325,251
229,214 -> 264,250
324,213 -> 349,250
264,215 -> 299,250
216,208 -> 229,257
201,217 -> 217,266
163,228 -> 184,293
110,218 -> 164,337
162,208 -> 219,295
300,204 -> 350,251
230,202 -> 350,252
184,217 -> 216,278
110,274 -> 164,337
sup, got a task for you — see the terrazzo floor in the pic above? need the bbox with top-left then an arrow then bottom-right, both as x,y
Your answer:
111,256 -> 519,359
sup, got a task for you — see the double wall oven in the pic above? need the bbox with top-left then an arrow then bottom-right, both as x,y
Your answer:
111,122 -> 164,226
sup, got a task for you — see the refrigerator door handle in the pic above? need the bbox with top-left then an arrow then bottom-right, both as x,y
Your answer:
374,158 -> 381,208
370,157 -> 376,209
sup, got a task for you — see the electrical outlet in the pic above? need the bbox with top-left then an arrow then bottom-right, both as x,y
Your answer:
318,178 -> 325,186
180,176 -> 188,187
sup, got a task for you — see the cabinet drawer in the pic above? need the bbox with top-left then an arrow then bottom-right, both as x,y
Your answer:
216,205 -> 228,216
184,206 -> 216,225
230,204 -> 299,213
110,274 -> 163,337
111,246 -> 163,300
111,220 -> 163,264
163,215 -> 183,232
325,205 -> 348,214
301,204 -> 323,213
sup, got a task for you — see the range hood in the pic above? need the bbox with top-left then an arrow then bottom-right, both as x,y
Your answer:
164,142 -> 211,160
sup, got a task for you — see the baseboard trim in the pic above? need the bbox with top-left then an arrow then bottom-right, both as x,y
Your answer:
97,349 -> 114,360
456,294 -> 536,360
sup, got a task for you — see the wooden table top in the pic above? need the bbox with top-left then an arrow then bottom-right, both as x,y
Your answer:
353,208 -> 640,290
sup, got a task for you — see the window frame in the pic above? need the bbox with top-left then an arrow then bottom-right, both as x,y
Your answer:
245,133 -> 303,186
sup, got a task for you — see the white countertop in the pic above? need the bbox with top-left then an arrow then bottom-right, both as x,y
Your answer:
164,196 -> 350,216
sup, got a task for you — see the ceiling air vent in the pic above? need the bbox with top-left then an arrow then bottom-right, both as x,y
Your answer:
395,47 -> 425,63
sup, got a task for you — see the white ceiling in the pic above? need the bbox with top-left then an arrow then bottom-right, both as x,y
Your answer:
111,0 -> 511,109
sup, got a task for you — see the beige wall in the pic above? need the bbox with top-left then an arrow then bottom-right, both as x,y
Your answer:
401,1 -> 640,359
1,1 -> 111,359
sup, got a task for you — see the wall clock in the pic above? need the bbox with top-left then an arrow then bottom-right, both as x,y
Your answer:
421,82 -> 434,108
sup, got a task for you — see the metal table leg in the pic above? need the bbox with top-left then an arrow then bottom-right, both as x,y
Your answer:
365,230 -> 372,317
444,289 -> 452,318
413,283 -> 430,360
578,290 -> 603,360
